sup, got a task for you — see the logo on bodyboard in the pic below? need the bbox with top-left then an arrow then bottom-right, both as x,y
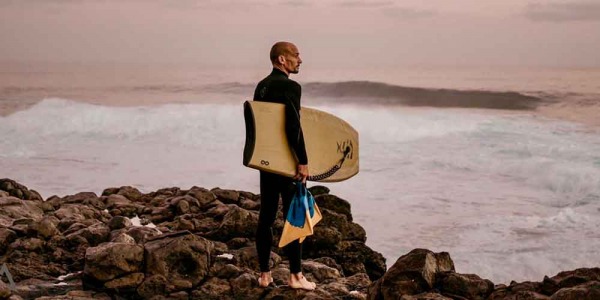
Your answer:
336,140 -> 354,160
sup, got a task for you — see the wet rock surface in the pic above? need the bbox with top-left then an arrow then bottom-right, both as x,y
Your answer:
0,179 -> 597,300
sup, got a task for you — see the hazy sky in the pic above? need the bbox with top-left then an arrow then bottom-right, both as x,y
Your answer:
1,0 -> 599,67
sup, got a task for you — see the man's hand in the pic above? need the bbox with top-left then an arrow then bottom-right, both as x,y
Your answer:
294,164 -> 309,183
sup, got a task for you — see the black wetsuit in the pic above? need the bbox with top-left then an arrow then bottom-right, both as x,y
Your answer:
253,68 -> 308,274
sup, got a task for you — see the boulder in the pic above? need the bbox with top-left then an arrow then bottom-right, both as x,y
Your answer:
186,187 -> 217,208
233,246 -> 282,271
550,281 -> 600,300
0,179 -> 43,201
66,222 -> 110,246
315,194 -> 353,221
83,242 -> 144,284
191,277 -> 233,300
144,231 -> 213,288
137,275 -> 169,299
550,268 -> 600,289
27,216 -> 60,239
61,192 -> 98,205
108,216 -> 132,230
0,197 -> 44,227
308,185 -> 330,196
210,206 -> 259,241
302,260 -> 343,283
211,188 -> 240,205
103,272 -> 145,290
370,249 -> 454,299
0,228 -> 17,254
438,272 -> 494,300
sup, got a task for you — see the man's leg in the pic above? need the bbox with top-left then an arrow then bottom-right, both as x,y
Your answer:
256,171 -> 280,273
281,181 -> 316,290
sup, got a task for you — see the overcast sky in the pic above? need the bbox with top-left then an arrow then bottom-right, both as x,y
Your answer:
1,0 -> 599,67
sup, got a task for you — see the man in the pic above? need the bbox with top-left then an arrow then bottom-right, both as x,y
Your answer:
253,41 -> 315,290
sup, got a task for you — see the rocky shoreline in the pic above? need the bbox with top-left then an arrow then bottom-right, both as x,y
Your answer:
0,178 -> 598,300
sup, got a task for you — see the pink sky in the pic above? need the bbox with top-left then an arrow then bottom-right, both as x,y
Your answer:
1,0 -> 598,67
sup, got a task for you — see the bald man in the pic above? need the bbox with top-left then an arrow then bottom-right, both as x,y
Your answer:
253,42 -> 315,290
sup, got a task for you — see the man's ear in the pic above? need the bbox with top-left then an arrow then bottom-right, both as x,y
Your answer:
278,55 -> 286,65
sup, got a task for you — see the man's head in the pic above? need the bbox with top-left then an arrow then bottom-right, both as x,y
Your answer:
270,42 -> 302,75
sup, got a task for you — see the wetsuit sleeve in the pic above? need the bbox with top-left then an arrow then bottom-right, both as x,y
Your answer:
284,82 -> 308,165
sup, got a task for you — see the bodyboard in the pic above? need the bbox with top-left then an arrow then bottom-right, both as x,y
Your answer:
243,101 -> 359,182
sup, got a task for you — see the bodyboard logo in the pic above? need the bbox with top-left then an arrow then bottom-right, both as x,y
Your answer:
0,263 -> 16,290
336,140 -> 354,160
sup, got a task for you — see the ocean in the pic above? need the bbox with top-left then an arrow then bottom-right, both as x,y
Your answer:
1,62 -> 599,284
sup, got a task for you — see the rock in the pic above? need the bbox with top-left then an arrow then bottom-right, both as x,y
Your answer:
371,249 -> 454,299
400,293 -> 453,300
0,228 -> 17,254
187,187 -> 217,208
339,241 -> 387,280
67,222 -> 110,246
312,226 -> 343,248
438,272 -> 494,300
8,237 -> 45,252
210,206 -> 259,241
137,275 -> 169,299
116,186 -> 144,202
28,216 -> 60,239
209,261 -> 242,279
230,273 -> 263,300
240,198 -> 260,211
487,287 -> 550,300
550,281 -> 600,300
0,280 -> 11,299
345,222 -> 367,242
211,188 -> 240,205
302,260 -> 342,282
0,179 -> 43,201
110,232 -> 136,244
315,194 -> 353,221
61,192 -> 98,204
191,277 -> 233,300
104,272 -> 144,290
550,268 -> 600,289
108,216 -> 132,230
105,194 -> 131,208
0,197 -> 44,227
176,199 -> 190,215
234,246 -> 282,271
83,242 -> 144,284
125,226 -> 163,243
144,231 -> 213,288
309,185 -> 330,196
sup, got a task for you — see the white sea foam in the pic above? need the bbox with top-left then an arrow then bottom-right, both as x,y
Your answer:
1,98 -> 600,284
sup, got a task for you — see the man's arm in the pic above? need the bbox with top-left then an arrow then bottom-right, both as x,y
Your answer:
284,82 -> 309,181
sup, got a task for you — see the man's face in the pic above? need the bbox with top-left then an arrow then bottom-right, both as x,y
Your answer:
282,45 -> 302,74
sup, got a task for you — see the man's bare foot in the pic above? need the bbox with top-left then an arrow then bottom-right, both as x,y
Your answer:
258,272 -> 273,288
288,272 -> 316,290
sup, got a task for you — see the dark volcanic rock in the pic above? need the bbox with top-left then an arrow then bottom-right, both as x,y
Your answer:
550,281 -> 600,300
0,178 -> 43,201
369,249 -> 455,299
83,242 -> 144,285
144,231 -> 213,288
210,206 -> 259,241
438,272 -> 494,300
0,196 -> 44,227
315,194 -> 353,221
